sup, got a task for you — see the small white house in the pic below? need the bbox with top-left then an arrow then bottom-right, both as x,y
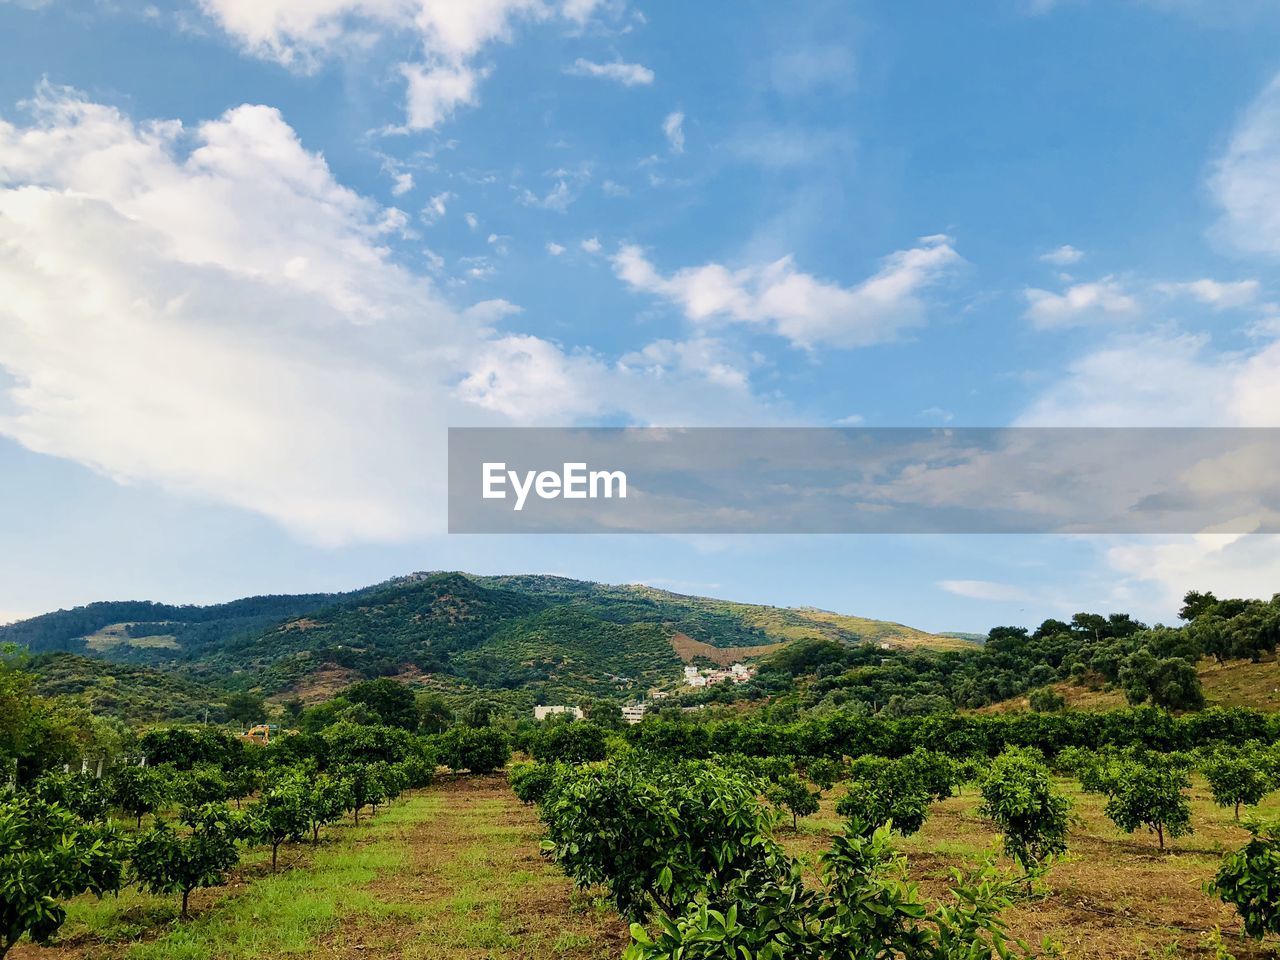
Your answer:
534,704 -> 584,721
621,703 -> 647,724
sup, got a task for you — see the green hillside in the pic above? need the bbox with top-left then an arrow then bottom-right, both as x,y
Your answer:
26,653 -> 235,724
2,571 -> 955,707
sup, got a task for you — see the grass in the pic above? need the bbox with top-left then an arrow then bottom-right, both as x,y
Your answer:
17,767 -> 1280,960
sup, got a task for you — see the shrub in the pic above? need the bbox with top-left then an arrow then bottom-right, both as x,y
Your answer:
509,761 -> 556,806
131,803 -> 240,918
1103,762 -> 1192,850
1212,819 -> 1280,939
765,773 -> 821,830
0,796 -> 126,959
108,765 -> 170,827
433,726 -> 511,775
530,721 -> 608,764
1202,750 -> 1275,820
243,780 -> 309,871
979,749 -> 1070,873
539,756 -> 779,922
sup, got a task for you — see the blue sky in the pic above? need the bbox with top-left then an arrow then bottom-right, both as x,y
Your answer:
2,0 -> 1280,632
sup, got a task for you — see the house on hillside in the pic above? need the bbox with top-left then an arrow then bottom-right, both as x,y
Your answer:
533,704 -> 584,721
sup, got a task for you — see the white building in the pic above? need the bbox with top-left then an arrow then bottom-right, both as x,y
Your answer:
621,704 -> 647,724
533,704 -> 584,721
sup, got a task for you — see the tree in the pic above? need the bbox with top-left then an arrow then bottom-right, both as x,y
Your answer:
433,726 -> 511,775
540,757 -> 781,922
1202,751 -> 1275,820
344,679 -> 419,731
1212,819 -> 1280,939
177,765 -> 230,807
109,765 -> 170,828
1029,688 -> 1066,713
835,777 -> 931,837
765,773 -> 821,830
296,772 -> 351,843
1103,763 -> 1192,850
1118,651 -> 1204,711
131,803 -> 240,919
530,721 -> 608,764
509,761 -> 556,806
979,750 -> 1070,874
414,692 -> 454,735
32,771 -> 110,823
243,781 -> 309,871
0,796 -> 126,959
584,700 -> 625,731
223,692 -> 267,727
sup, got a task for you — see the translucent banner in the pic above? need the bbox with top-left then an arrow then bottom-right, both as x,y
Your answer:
447,427 -> 1280,534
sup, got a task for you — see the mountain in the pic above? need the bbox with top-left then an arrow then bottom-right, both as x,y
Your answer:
1,572 -> 960,704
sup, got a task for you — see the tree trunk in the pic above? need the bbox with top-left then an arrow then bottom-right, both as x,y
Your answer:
1236,801 -> 1241,820
312,824 -> 320,844
181,888 -> 191,919
353,805 -> 360,826
272,842 -> 280,872
1156,824 -> 1165,850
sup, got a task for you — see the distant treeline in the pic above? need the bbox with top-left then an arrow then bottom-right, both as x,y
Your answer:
692,590 -> 1280,714
627,705 -> 1280,761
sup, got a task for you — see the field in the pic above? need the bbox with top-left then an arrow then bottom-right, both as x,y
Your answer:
12,775 -> 626,960
14,768 -> 1278,960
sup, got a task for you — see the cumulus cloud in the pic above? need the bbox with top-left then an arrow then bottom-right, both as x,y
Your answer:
0,85 -> 772,543
611,234 -> 963,349
1211,71 -> 1280,257
662,110 -> 685,153
1023,278 -> 1139,328
565,58 -> 654,86
198,0 -> 612,129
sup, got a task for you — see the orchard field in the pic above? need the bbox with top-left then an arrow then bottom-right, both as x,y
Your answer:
8,590 -> 1280,959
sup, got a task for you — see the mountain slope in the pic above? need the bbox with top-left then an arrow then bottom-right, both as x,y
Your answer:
2,572 -> 957,702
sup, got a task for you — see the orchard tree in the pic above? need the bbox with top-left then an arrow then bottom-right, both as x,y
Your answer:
304,773 -> 354,841
835,778 -> 931,838
434,726 -> 511,775
344,679 -> 418,731
0,796 -> 126,959
1202,751 -> 1275,820
243,781 -> 309,872
109,765 -> 170,827
530,721 -> 608,764
1212,819 -> 1280,939
1103,763 -> 1192,850
131,803 -> 240,919
32,771 -> 110,823
509,762 -> 556,807
766,773 -> 821,830
979,750 -> 1070,874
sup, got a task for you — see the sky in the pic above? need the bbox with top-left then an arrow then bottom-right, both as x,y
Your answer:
2,0 -> 1280,633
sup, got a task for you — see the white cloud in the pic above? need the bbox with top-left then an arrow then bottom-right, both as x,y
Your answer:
565,58 -> 654,86
611,234 -> 963,349
1039,244 -> 1084,265
1211,71 -> 1280,257
938,579 -> 1030,602
1106,533 -> 1280,612
464,212 -> 479,230
421,189 -> 452,222
391,171 -> 414,196
546,241 -> 565,255
580,236 -> 602,254
199,0 -> 613,129
662,110 -> 685,154
0,609 -> 35,626
1023,277 -> 1139,328
834,414 -> 864,426
1018,331 -> 1280,428
1157,278 -> 1260,309
0,86 -> 770,544
617,337 -> 752,391
401,61 -> 483,131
